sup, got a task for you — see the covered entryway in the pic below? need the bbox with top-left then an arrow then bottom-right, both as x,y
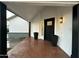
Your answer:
0,1 -> 79,58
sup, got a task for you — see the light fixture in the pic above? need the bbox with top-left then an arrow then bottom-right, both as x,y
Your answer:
59,17 -> 63,23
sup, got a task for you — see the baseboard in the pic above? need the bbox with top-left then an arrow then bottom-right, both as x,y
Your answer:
58,46 -> 70,58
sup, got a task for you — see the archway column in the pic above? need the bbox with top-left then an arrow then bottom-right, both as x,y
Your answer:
0,2 -> 8,58
71,4 -> 79,58
29,22 -> 31,37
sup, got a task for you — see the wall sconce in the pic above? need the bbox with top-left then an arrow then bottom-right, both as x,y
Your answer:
59,17 -> 63,23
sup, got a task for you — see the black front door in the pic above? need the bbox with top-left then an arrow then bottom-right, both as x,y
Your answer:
44,18 -> 55,41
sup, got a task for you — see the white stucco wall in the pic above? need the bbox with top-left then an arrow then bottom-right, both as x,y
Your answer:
31,6 -> 72,56
7,17 -> 29,33
55,7 -> 72,57
31,7 -> 57,39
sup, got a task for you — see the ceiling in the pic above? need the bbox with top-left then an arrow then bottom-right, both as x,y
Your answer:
3,1 -> 79,22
